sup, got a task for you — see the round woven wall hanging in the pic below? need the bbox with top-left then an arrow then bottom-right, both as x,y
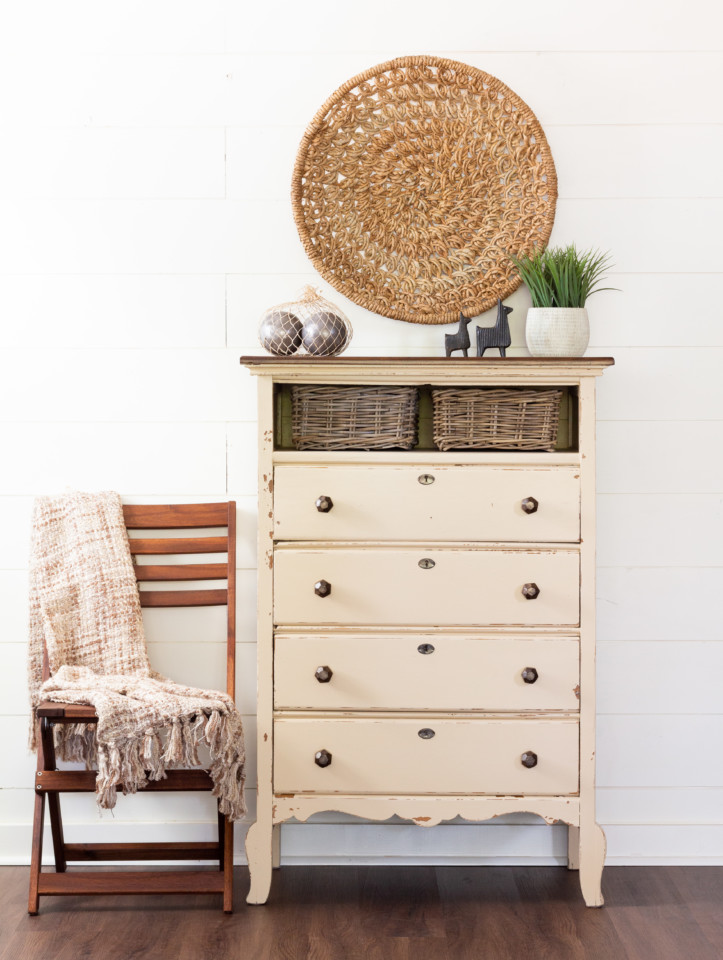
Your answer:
292,56 -> 557,325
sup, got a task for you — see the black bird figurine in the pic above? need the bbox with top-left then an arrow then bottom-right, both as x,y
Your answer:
445,312 -> 472,357
476,299 -> 512,357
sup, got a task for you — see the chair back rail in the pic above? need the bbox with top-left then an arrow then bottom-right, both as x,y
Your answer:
123,502 -> 236,701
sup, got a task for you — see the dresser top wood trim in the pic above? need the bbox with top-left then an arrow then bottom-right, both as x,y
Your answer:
240,355 -> 614,385
241,357 -> 615,367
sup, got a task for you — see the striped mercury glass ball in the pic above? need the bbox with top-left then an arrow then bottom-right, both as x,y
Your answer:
258,309 -> 303,356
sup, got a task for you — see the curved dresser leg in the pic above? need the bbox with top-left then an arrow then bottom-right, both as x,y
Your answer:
567,824 -> 580,870
579,822 -> 606,907
245,817 -> 273,905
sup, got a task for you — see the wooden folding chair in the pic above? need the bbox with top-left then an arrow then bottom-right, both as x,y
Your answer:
28,501 -> 237,914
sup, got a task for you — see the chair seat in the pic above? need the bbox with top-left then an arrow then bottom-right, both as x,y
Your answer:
36,701 -> 98,721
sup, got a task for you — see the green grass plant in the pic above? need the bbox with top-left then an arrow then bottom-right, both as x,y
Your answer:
509,245 -> 616,308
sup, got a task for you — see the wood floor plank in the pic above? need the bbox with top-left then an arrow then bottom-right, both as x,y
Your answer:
437,865 -> 532,960
606,865 -> 722,960
248,861 -> 360,960
668,866 -> 723,957
565,901 -> 632,960
439,865 -> 620,960
358,866 -> 445,940
303,935 -> 445,960
514,870 -> 585,960
513,866 -> 628,960
175,911 -> 251,960
0,875 -> 26,958
53,902 -> 192,960
1,932 -> 64,960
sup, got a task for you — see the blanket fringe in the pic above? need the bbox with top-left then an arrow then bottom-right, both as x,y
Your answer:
162,718 -> 185,766
142,730 -> 166,781
96,743 -> 120,810
210,757 -> 246,820
49,708 -> 246,821
53,723 -> 98,768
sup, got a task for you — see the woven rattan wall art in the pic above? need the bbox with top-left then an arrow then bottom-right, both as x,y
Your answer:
292,56 -> 557,325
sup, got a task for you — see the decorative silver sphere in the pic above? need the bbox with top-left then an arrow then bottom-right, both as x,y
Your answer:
301,309 -> 351,357
258,308 -> 303,357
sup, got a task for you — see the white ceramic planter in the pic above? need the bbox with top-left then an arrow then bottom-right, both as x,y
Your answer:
525,307 -> 590,357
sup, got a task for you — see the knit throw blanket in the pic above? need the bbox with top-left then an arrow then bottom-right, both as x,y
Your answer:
28,491 -> 246,821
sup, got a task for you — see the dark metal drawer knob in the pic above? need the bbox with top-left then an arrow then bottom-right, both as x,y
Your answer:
418,728 -> 435,739
314,749 -> 332,768
418,558 -> 435,570
417,643 -> 435,655
315,496 -> 334,513
522,582 -> 540,600
521,667 -> 539,684
314,579 -> 332,598
521,751 -> 538,769
521,497 -> 539,514
315,665 -> 333,683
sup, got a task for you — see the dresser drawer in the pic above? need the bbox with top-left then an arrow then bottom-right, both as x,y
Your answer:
274,718 -> 580,795
273,546 -> 580,626
274,464 -> 580,543
274,635 -> 580,712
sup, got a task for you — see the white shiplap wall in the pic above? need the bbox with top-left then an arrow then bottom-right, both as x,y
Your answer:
1,0 -> 721,866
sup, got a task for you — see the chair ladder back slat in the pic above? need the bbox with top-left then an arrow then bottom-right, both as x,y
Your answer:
134,563 -> 229,582
123,503 -> 230,528
140,589 -> 228,608
128,536 -> 228,555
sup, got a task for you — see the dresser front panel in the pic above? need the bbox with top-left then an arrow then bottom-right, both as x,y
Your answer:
273,546 -> 580,626
273,718 -> 580,796
273,464 -> 581,543
274,635 -> 580,712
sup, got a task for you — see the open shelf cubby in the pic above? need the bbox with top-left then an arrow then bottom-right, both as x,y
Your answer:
273,383 -> 579,453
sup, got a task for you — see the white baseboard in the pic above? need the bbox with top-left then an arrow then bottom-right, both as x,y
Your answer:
3,820 -> 723,867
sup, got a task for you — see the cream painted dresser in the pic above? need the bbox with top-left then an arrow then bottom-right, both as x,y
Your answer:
241,356 -> 613,906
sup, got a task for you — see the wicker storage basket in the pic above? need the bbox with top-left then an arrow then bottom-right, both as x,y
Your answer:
432,387 -> 563,452
291,385 -> 419,450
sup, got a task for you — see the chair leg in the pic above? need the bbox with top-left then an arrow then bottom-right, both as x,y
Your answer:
217,809 -> 225,871
28,790 -> 45,915
223,819 -> 234,914
40,720 -> 66,872
28,718 -> 48,916
46,794 -> 66,872
217,805 -> 233,912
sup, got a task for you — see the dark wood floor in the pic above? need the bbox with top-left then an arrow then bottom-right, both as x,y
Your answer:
1,865 -> 722,960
